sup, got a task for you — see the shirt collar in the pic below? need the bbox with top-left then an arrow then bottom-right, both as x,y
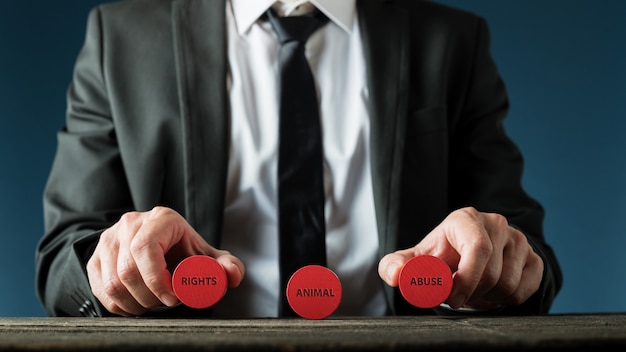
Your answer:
230,0 -> 356,35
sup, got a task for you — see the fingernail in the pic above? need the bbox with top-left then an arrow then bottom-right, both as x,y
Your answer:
161,293 -> 179,307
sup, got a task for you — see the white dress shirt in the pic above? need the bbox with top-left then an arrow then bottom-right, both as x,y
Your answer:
212,0 -> 386,317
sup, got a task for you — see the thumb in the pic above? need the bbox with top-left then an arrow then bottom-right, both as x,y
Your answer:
378,248 -> 415,287
378,233 -> 455,287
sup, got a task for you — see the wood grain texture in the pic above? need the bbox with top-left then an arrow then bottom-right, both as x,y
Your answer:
1,314 -> 625,351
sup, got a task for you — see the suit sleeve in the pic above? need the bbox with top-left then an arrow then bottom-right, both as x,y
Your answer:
447,17 -> 562,314
35,7 -> 131,317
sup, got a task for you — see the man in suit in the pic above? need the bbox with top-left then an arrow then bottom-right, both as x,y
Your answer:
36,0 -> 562,317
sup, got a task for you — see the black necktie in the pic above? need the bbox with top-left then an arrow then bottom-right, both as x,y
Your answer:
266,8 -> 329,317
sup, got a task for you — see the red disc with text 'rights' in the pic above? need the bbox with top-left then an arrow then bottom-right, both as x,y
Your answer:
172,255 -> 227,309
287,265 -> 342,320
399,255 -> 453,309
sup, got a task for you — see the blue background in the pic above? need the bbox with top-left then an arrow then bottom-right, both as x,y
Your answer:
0,0 -> 624,316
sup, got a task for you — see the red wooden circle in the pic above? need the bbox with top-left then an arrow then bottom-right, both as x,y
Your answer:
172,255 -> 228,309
398,255 -> 453,309
286,265 -> 342,320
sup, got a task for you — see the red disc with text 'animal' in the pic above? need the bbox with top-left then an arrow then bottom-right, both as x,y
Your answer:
287,265 -> 342,320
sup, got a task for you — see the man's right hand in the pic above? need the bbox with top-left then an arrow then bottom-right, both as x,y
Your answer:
86,206 -> 245,316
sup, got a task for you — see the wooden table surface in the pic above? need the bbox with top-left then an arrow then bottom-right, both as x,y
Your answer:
1,314 -> 625,351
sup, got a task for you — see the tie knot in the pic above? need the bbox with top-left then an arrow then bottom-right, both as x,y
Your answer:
266,8 -> 328,45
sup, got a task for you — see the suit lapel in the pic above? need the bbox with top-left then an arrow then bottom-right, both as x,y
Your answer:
358,0 -> 411,314
170,0 -> 411,254
357,0 -> 410,256
172,0 -> 229,246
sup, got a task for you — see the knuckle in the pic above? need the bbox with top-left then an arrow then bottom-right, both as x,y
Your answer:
529,251 -> 544,271
151,205 -> 168,213
99,229 -> 117,247
150,206 -> 177,220
117,260 -> 140,284
490,213 -> 509,230
510,228 -> 529,246
513,277 -> 541,305
495,276 -> 518,298
102,277 -> 126,299
142,272 -> 163,291
86,256 -> 98,273
472,236 -> 494,258
119,211 -> 141,227
102,301 -> 126,316
215,248 -> 233,257
481,267 -> 501,289
458,206 -> 480,219
128,235 -> 150,254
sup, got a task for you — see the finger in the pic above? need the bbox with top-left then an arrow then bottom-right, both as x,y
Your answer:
111,212 -> 165,310
87,255 -> 125,316
87,263 -> 130,316
88,229 -> 146,316
213,250 -> 246,288
508,252 -> 543,305
117,249 -> 164,310
477,223 -> 536,301
485,246 -> 543,307
475,244 -> 523,305
442,209 -> 494,309
100,269 -> 148,316
465,219 -> 508,300
100,242 -> 150,315
474,212 -> 519,292
378,248 -> 414,287
464,254 -> 542,310
130,207 -> 194,307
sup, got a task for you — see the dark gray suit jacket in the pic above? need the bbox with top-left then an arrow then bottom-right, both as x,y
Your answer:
36,0 -> 562,317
